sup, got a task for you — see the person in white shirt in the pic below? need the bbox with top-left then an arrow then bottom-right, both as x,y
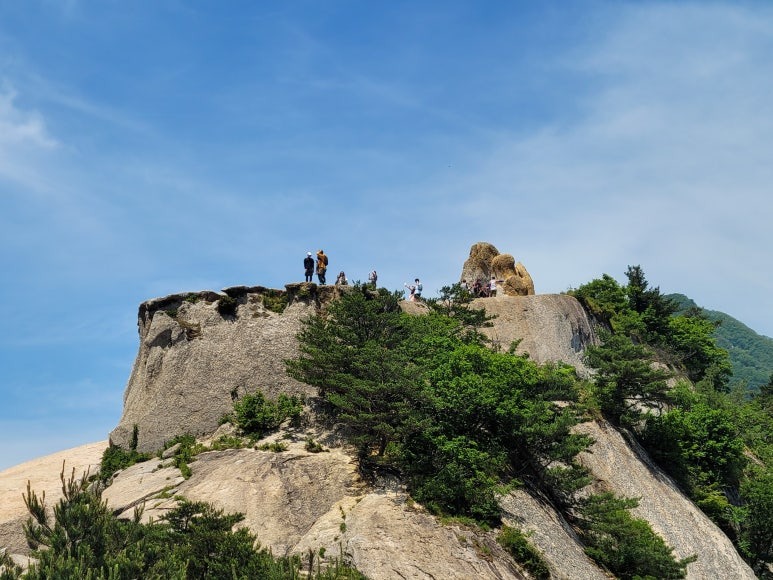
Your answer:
489,276 -> 499,297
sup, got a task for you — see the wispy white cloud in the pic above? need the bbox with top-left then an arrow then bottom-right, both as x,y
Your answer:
0,85 -> 61,193
0,87 -> 58,149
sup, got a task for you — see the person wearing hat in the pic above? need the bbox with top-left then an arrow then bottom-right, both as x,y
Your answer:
303,252 -> 314,282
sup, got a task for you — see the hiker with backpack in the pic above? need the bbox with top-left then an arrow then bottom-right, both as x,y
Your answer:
316,250 -> 328,284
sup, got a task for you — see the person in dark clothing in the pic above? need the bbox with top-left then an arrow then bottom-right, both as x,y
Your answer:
303,252 -> 314,282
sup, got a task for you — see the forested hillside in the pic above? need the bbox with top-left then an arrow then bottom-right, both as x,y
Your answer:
667,293 -> 773,391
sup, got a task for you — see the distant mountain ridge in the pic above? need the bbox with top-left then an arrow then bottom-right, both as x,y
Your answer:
667,293 -> 773,391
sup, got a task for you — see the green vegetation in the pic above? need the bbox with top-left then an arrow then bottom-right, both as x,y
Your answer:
0,549 -> 22,578
262,290 -> 289,314
99,424 -> 152,483
288,283 -> 689,575
575,493 -> 696,579
668,293 -> 773,392
571,267 -> 773,574
257,441 -> 288,452
6,469 -> 364,579
497,525 -> 550,579
288,283 -> 592,523
585,332 -> 673,426
217,294 -> 238,316
305,437 -> 327,453
230,391 -> 303,437
209,434 -> 246,451
162,434 -> 207,479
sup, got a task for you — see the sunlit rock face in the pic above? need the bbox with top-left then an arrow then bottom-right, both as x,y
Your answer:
460,242 -> 535,296
110,285 -> 330,453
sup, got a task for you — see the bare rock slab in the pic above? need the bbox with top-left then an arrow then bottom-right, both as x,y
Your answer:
475,294 -> 598,376
499,490 -> 608,580
114,446 -> 529,579
576,420 -> 756,580
103,460 -> 185,516
0,441 -> 107,556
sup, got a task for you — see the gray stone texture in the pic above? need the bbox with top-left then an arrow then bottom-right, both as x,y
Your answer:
474,293 -> 598,377
576,420 -> 756,579
1,255 -> 755,579
110,285 -> 328,452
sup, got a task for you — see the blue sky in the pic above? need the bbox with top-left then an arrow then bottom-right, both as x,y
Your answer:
2,1 -> 772,470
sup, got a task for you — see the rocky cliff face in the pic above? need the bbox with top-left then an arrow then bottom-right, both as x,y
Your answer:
475,294 -> 598,377
110,284 -> 337,452
113,286 -> 598,455
2,421 -> 757,579
102,436 -> 532,580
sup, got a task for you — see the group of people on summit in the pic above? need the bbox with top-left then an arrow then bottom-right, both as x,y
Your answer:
303,252 -> 503,301
302,250 -> 379,290
461,276 -> 501,298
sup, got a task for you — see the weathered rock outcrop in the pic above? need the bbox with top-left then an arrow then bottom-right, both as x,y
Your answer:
93,421 -> 765,579
0,441 -> 107,558
475,294 -> 598,376
460,241 -> 500,283
113,284 -> 592,453
461,242 -> 535,296
110,284 -> 338,453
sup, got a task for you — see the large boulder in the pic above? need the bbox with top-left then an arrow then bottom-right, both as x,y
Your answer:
461,242 -> 535,296
460,241 -> 500,285
502,262 -> 535,296
491,253 -> 517,279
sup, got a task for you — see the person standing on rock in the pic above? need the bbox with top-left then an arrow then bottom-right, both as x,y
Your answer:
489,276 -> 501,297
414,278 -> 422,300
316,250 -> 328,284
303,252 -> 314,282
404,281 -> 416,301
368,270 -> 378,288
